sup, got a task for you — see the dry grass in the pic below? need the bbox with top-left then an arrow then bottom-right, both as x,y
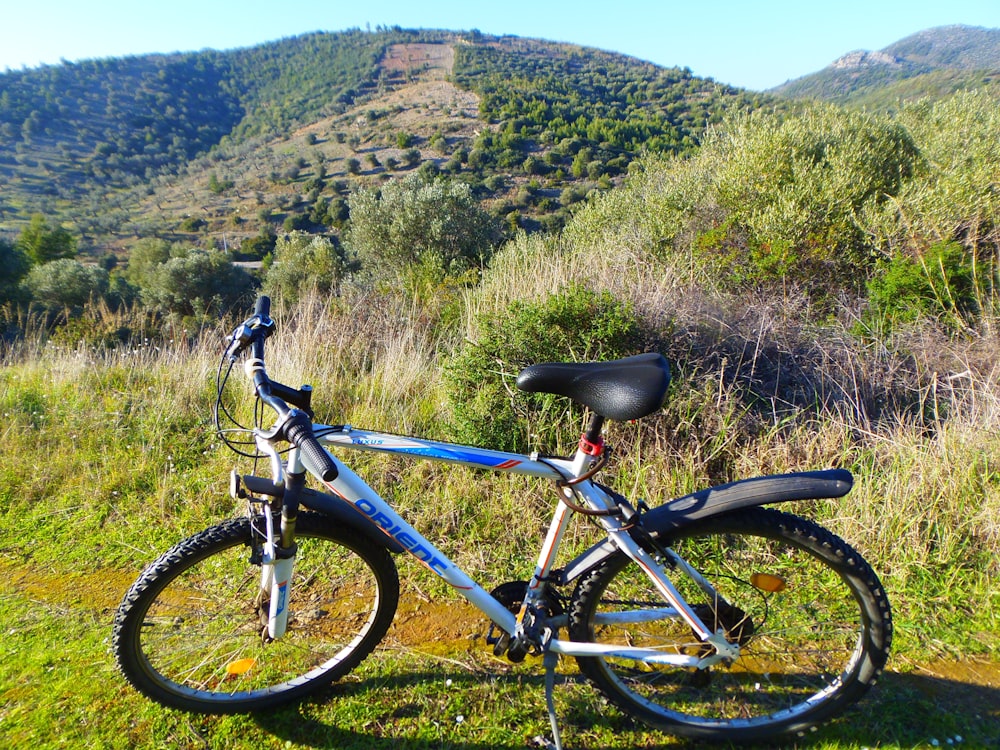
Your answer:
3,263 -> 999,659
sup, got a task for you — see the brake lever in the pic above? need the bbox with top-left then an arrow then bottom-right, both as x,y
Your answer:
225,323 -> 253,361
225,313 -> 275,361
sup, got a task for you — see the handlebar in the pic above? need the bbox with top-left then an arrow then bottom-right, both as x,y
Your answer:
228,296 -> 339,483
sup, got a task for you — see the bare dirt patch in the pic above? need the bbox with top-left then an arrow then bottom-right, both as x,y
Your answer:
380,43 -> 456,78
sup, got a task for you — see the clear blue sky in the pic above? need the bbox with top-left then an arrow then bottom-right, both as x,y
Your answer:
2,1 -> 997,90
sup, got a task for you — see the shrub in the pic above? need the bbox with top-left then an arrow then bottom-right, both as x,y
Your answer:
22,258 -> 109,310
262,232 -> 344,305
282,212 -> 311,232
140,249 -> 255,318
179,216 -> 207,232
207,172 -> 234,194
239,228 -> 277,260
346,174 -> 502,293
866,241 -> 976,330
890,92 -> 1000,249
445,285 -> 647,453
0,239 -> 30,305
122,238 -> 172,289
566,103 -> 921,299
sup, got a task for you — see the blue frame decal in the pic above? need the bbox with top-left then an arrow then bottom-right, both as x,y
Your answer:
348,438 -> 522,469
320,427 -> 549,474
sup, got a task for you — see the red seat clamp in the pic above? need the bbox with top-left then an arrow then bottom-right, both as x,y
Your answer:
579,435 -> 604,456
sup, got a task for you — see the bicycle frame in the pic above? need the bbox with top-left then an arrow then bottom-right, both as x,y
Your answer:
252,422 -> 739,668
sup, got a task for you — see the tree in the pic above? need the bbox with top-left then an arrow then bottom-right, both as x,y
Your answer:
17,214 -> 77,265
346,174 -> 502,288
123,237 -> 172,289
239,227 -> 277,260
140,249 -> 255,318
262,232 -> 344,304
22,258 -> 109,310
401,148 -> 421,168
207,172 -> 234,194
0,238 -> 30,305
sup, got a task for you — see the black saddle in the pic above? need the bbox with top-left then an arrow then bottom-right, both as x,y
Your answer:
515,352 -> 670,421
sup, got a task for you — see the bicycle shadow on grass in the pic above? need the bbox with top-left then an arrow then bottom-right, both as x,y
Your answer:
253,665 -> 1000,750
854,666 -> 1000,750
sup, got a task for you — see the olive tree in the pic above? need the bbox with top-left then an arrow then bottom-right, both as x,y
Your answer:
345,174 -> 502,289
262,232 -> 344,304
22,258 -> 109,309
122,238 -> 173,289
140,249 -> 255,318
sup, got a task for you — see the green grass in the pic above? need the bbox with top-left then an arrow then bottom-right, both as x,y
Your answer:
1,295 -> 998,748
2,577 -> 997,748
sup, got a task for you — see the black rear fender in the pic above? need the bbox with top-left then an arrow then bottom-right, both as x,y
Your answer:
560,469 -> 853,584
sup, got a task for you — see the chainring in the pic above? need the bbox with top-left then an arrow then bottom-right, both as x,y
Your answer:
485,580 -> 564,658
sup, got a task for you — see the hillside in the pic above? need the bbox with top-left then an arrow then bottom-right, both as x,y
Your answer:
0,28 -> 764,254
771,24 -> 1000,104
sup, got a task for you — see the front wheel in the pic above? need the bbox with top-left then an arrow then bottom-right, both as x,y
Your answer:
113,512 -> 399,713
568,507 -> 892,742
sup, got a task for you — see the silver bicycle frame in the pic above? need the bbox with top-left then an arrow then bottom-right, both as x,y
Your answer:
258,424 -> 737,668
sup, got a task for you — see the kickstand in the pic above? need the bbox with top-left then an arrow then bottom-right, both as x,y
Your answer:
542,650 -> 564,750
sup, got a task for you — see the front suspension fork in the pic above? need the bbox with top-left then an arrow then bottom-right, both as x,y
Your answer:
251,468 -> 304,641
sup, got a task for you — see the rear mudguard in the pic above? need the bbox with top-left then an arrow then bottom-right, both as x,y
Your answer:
559,468 -> 853,585
240,475 -> 404,554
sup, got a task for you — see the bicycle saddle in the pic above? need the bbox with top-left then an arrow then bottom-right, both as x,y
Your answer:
515,352 -> 670,421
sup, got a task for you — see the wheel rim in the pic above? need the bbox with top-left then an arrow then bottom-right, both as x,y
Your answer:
581,524 -> 876,729
133,529 -> 386,705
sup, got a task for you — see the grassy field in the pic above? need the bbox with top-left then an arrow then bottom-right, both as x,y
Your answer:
1,287 -> 998,749
1,561 -> 997,749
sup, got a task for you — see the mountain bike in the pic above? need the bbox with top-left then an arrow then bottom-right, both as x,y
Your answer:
112,296 -> 892,747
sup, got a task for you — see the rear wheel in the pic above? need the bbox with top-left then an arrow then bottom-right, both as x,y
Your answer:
568,507 -> 891,741
113,512 -> 399,713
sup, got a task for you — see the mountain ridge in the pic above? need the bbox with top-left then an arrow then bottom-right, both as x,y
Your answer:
3,24 -> 998,256
772,24 -> 1000,103
0,28 -> 763,252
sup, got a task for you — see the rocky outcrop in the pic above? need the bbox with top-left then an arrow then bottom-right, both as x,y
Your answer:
830,50 -> 902,69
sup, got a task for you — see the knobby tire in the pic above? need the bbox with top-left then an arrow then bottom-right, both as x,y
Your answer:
568,507 -> 891,742
113,512 -> 399,713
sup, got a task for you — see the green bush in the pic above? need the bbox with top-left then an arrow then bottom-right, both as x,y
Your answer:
238,228 -> 277,260
140,249 -> 255,319
179,216 -> 207,232
566,103 -> 921,299
346,174 -> 502,294
22,258 -> 109,310
262,232 -> 344,305
0,238 -> 30,305
122,238 -> 172,289
445,285 -> 647,453
866,241 -> 976,330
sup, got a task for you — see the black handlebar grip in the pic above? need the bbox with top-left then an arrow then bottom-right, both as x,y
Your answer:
284,411 -> 339,482
254,295 -> 271,318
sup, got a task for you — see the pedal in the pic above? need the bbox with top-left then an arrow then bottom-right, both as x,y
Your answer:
486,581 -> 528,656
486,622 -> 511,656
485,580 -> 565,662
